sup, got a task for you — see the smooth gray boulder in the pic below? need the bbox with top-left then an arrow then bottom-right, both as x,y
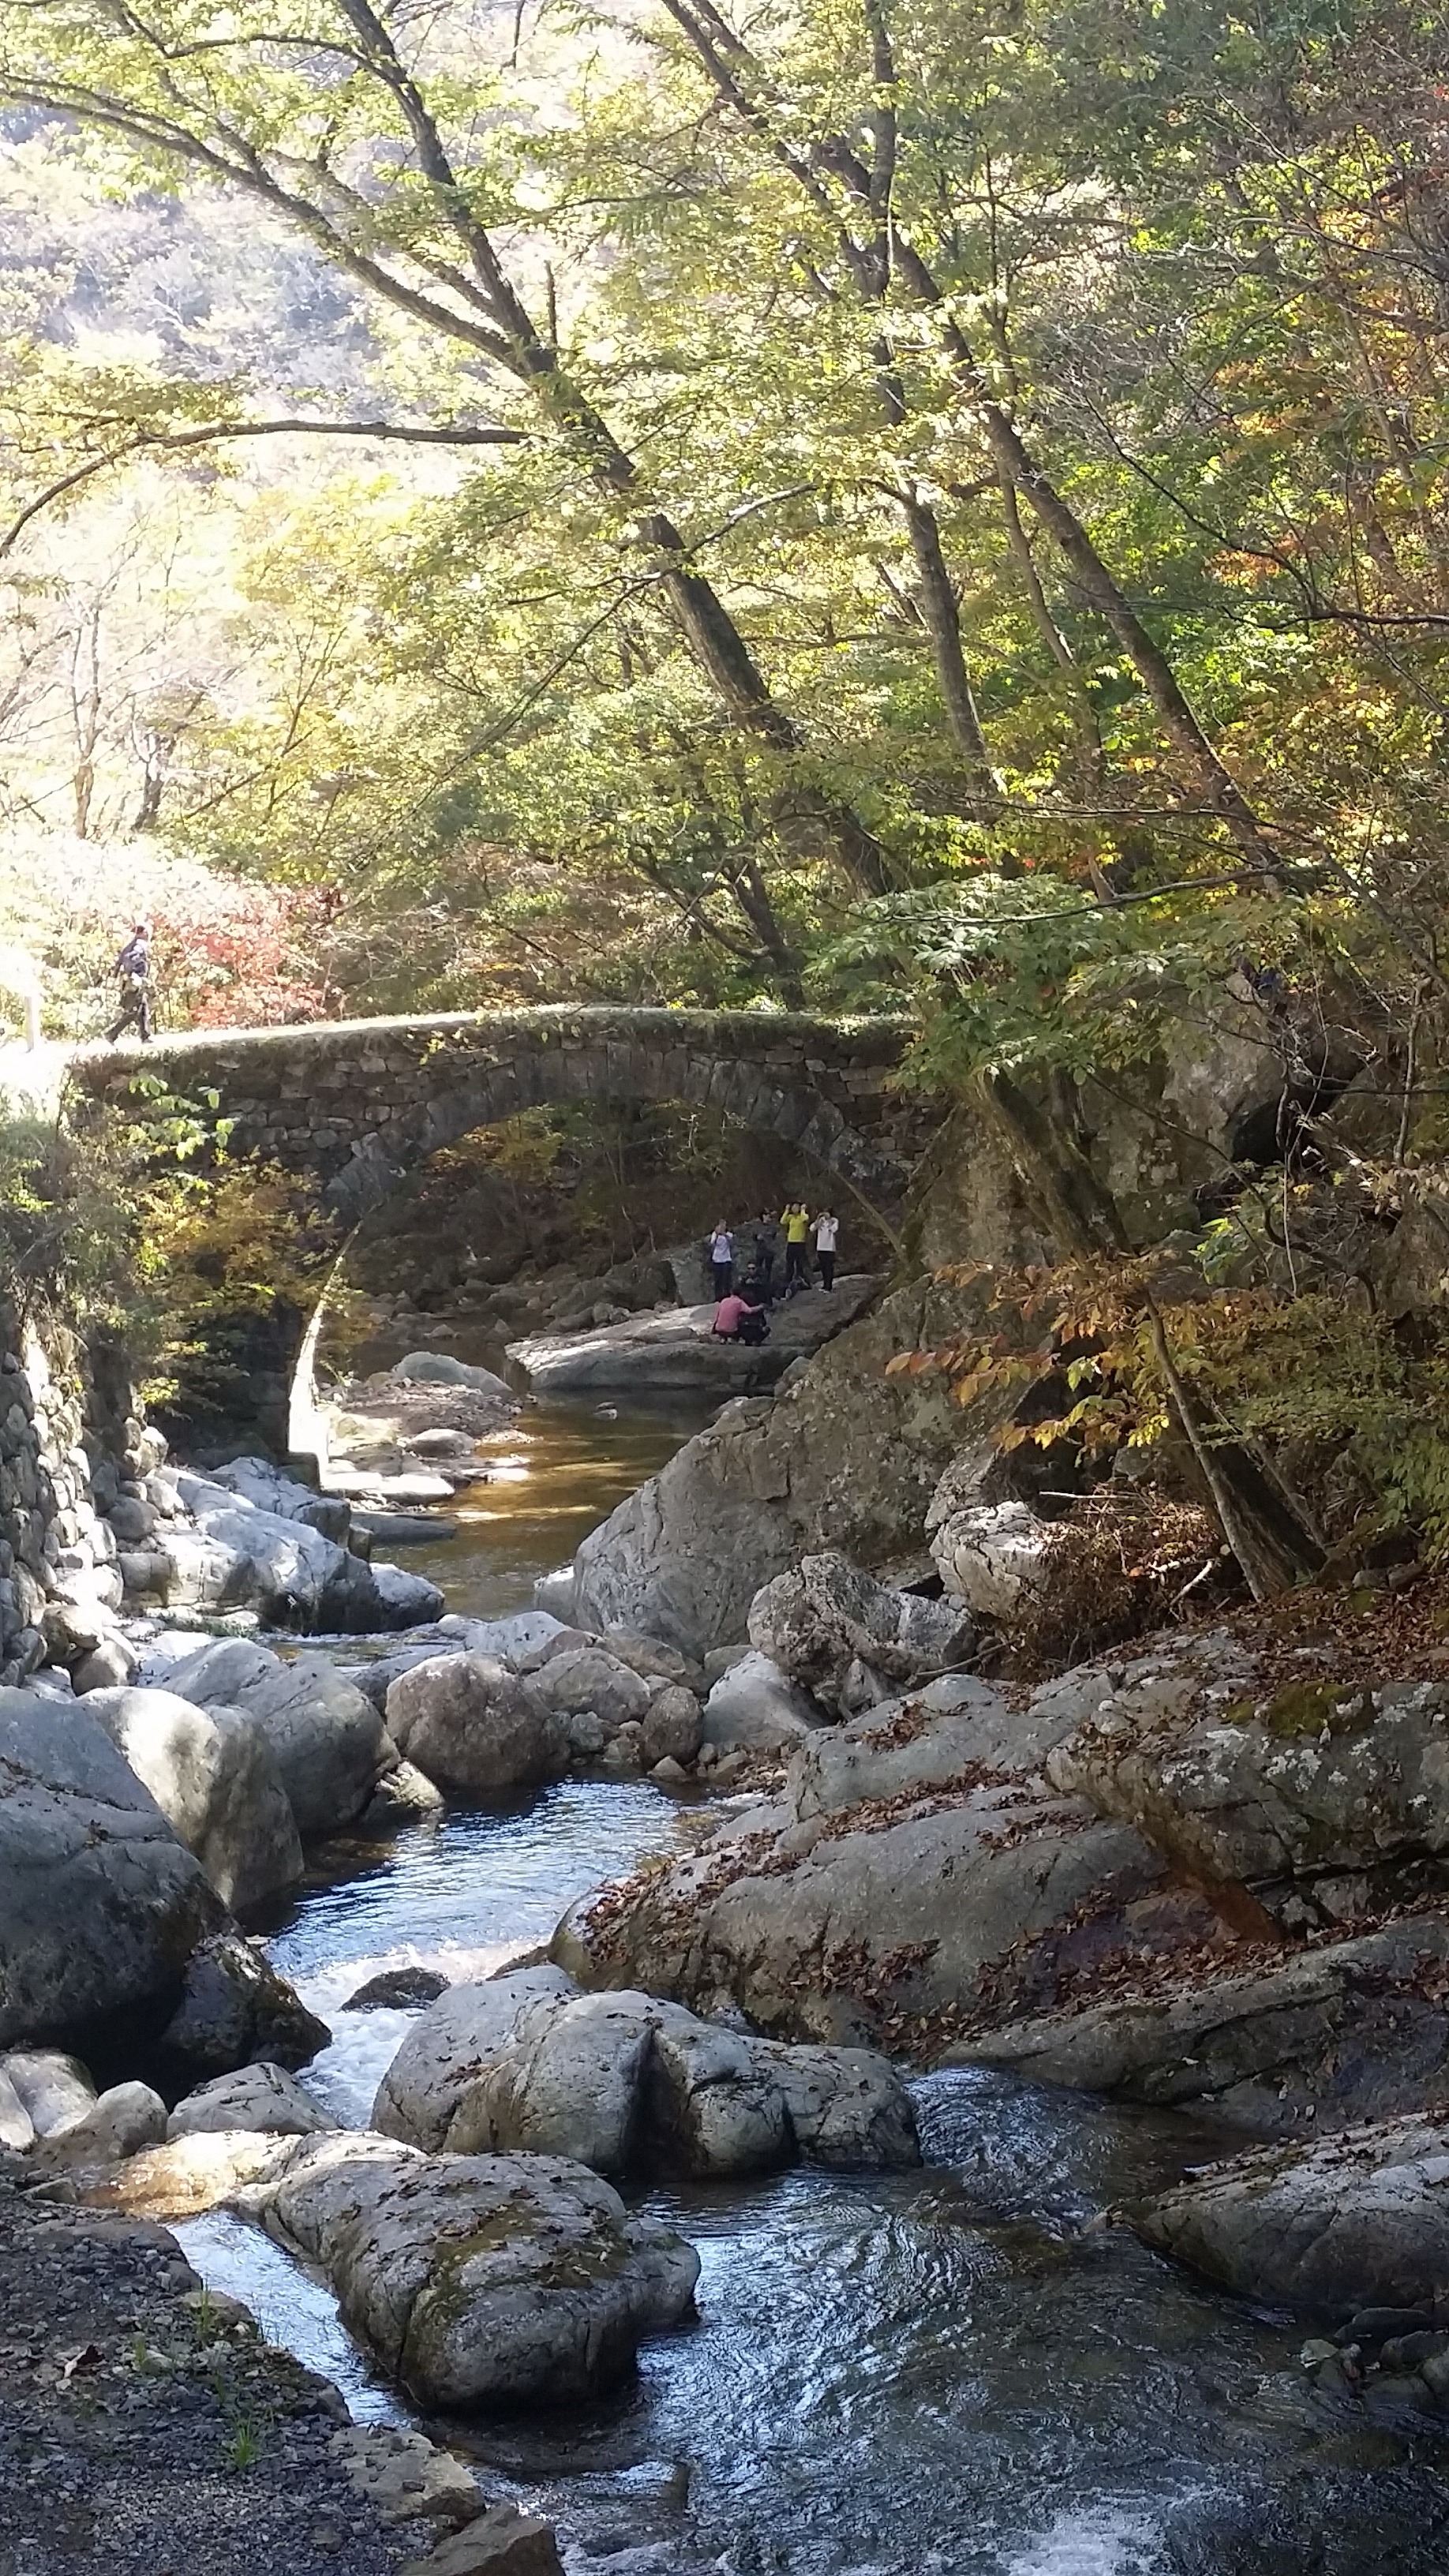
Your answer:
526,1647 -> 652,1735
765,2042 -> 919,2167
26,2080 -> 168,2172
0,2067 -> 32,2149
253,2133 -> 701,2407
702,1651 -> 826,1752
0,1688 -> 223,2052
165,1638 -> 396,1838
430,1989 -> 919,2179
1,2049 -> 96,2137
395,1354 -> 514,1399
1129,2113 -> 1449,2315
384,1654 -> 568,1798
456,1990 -> 658,2174
747,1552 -> 975,1715
167,2061 -> 341,2140
640,1685 -> 702,1767
84,1684 -> 304,1912
159,1470 -> 442,1632
372,1966 -> 578,2149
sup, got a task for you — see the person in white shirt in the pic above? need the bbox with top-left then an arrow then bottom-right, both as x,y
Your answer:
813,1209 -> 840,1289
707,1221 -> 735,1298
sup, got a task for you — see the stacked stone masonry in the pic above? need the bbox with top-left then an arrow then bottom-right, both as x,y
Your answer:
73,1007 -> 921,1226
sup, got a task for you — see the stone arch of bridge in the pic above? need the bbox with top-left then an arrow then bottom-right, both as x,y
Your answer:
324,1034 -> 908,1233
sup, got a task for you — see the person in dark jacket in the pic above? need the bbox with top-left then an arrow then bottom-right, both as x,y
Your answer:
107,919 -> 153,1043
751,1211 -> 781,1301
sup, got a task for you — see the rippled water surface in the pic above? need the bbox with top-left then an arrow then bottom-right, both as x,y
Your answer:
178,1395 -> 1449,2575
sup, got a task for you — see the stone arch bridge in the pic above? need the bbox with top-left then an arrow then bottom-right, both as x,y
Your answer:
74,1006 -> 922,1231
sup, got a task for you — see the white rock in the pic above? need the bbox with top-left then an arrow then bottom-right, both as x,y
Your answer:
84,1685 -> 304,1911
930,1497 -> 1051,1619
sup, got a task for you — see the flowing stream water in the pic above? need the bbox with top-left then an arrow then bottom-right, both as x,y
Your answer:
176,1387 -> 1449,2575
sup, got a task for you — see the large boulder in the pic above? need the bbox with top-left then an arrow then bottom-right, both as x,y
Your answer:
506,1281 -> 875,1398
24,2079 -> 168,2174
384,1655 -> 568,1798
394,1354 -> 515,1399
1129,2113 -> 1449,2316
253,2132 -> 702,2407
372,1966 -> 578,2149
955,1914 -> 1449,2136
165,1638 -> 396,1838
526,1646 -> 652,1735
167,2061 -> 340,2140
569,1275 -> 998,1657
158,1470 -> 442,1632
555,1668 -> 1245,2049
84,1684 -> 304,1912
0,1687 -> 223,2054
1,2049 -> 97,2137
151,1930 -> 329,2089
747,1553 -> 975,1715
383,1979 -> 918,2180
1046,1648 -> 1449,1905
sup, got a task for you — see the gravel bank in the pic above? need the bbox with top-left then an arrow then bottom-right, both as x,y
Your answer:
0,2181 -> 441,2576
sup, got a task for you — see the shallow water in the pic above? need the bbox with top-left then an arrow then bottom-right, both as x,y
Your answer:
178,1392 -> 1449,2575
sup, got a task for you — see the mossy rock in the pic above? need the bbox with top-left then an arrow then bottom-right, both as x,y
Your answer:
1260,1680 -> 1374,1739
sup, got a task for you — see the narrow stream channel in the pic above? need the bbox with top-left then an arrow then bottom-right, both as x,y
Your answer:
176,1389 -> 1449,2575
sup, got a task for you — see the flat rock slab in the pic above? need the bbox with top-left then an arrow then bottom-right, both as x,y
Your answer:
507,1279 -> 877,1395
952,1915 -> 1449,2136
1130,2112 -> 1449,2316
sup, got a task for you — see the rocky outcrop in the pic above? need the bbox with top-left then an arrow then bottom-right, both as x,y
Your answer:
249,2132 -> 702,2408
165,1638 -> 398,1839
746,1551 -> 974,1713
384,1654 -> 568,1796
150,1470 -> 444,1633
928,1493 -> 1051,1618
954,1915 -> 1449,2134
1129,2112 -> 1449,2316
1043,1641 -> 1449,1922
568,1275 -> 999,1657
553,1665 -> 1247,2046
0,1686 -> 224,2055
84,1684 -> 304,1912
507,1279 -> 877,1396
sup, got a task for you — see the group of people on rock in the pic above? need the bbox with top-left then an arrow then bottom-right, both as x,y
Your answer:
708,1204 -> 841,1343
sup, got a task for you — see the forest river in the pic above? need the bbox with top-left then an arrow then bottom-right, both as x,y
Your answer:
174,1391 -> 1449,2576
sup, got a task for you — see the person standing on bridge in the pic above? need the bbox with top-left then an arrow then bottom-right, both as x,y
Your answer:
707,1220 -> 735,1300
107,919 -> 153,1044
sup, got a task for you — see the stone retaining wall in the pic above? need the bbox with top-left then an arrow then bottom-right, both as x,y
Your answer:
0,1298 -> 150,1687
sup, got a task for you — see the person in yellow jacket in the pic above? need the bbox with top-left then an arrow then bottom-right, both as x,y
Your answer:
782,1200 -> 811,1290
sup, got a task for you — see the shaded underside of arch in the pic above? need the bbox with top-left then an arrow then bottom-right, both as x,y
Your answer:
325,1038 -> 908,1226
